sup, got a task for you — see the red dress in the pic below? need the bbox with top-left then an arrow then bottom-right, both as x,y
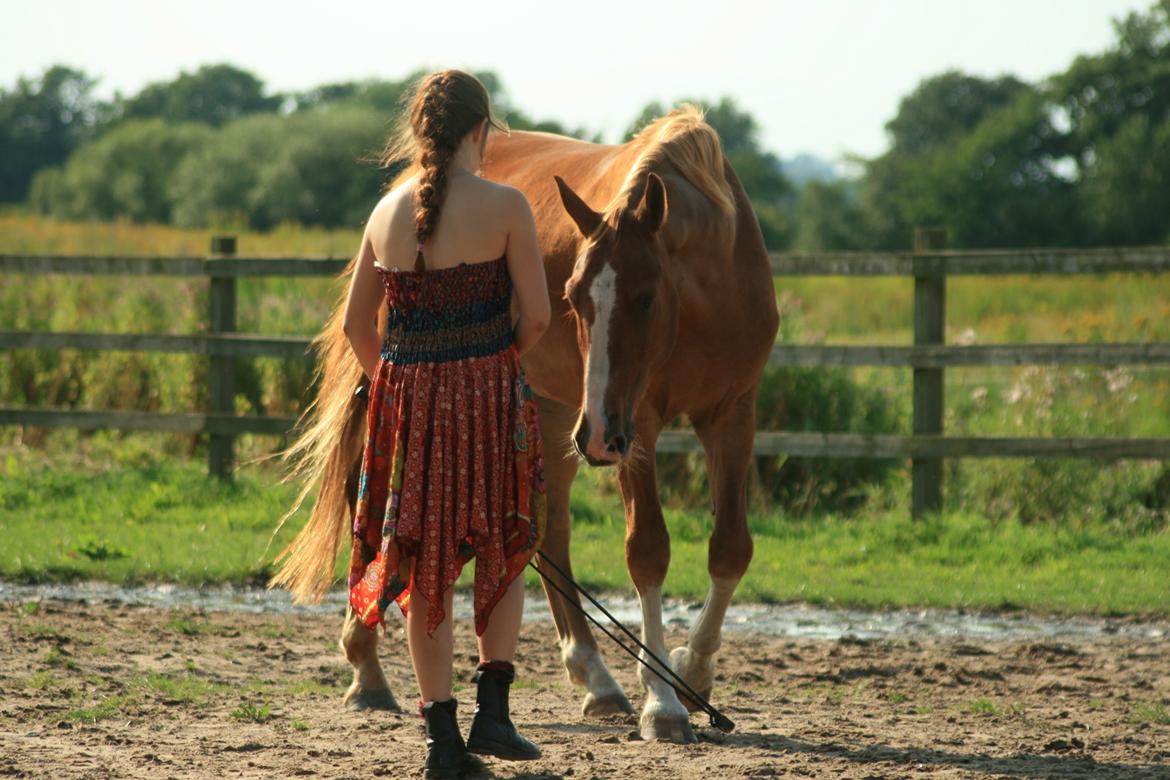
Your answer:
348,246 -> 546,636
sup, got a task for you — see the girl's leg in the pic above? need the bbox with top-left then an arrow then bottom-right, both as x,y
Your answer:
407,584 -> 456,701
467,575 -> 541,760
477,574 -> 524,662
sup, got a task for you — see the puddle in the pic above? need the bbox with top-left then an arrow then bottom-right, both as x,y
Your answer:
2,581 -> 1165,642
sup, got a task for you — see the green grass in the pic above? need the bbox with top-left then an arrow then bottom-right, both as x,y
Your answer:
64,694 -> 137,723
964,698 -> 1024,717
136,671 -> 232,704
164,617 -> 236,636
44,648 -> 80,671
230,701 -> 272,723
4,218 -> 1170,532
15,621 -> 63,639
778,274 -> 1170,345
282,679 -> 340,696
965,698 -> 999,715
2,217 -> 1169,614
0,447 -> 304,585
1127,702 -> 1170,725
2,449 -> 1168,616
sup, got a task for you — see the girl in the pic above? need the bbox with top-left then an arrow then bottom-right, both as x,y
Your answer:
342,69 -> 550,779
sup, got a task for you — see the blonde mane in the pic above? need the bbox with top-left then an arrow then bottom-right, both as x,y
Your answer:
603,104 -> 735,220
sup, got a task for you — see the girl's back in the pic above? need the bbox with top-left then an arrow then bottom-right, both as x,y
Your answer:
368,172 -> 514,272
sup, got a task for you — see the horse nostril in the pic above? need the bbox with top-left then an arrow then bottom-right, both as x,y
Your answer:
607,434 -> 628,456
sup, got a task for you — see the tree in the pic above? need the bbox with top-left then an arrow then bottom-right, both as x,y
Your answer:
290,77 -> 410,116
30,119 -> 211,223
0,65 -> 103,202
795,179 -> 867,251
1054,0 -> 1170,153
860,72 -> 1075,248
168,107 -> 386,230
1052,0 -> 1170,244
884,71 -> 1030,158
251,108 -> 387,228
1078,113 -> 1170,244
167,114 -> 288,228
116,64 -> 281,127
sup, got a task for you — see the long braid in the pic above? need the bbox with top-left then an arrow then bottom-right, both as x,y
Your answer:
413,76 -> 458,246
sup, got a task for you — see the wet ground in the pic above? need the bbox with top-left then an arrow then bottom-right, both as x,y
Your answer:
2,582 -> 1166,643
1,593 -> 1168,779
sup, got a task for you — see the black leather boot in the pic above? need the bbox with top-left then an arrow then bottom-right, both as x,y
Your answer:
466,661 -> 541,761
421,698 -> 465,779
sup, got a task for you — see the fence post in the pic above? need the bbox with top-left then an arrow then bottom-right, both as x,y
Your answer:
912,227 -> 946,517
208,235 -> 237,479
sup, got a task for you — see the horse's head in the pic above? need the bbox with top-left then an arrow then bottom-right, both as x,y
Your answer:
555,172 -> 678,467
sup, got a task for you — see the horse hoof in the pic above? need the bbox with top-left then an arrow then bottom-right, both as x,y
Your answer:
678,686 -> 713,714
344,683 -> 400,711
669,647 -> 714,713
639,712 -> 697,744
582,690 -> 635,717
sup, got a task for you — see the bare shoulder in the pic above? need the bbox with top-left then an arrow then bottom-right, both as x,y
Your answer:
373,175 -> 417,215
484,181 -> 533,220
366,176 -> 417,233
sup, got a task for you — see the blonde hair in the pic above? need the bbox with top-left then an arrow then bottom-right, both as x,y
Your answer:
603,104 -> 734,219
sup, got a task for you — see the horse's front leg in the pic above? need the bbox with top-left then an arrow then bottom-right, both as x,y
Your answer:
536,395 -> 633,717
670,391 -> 756,710
620,428 -> 696,743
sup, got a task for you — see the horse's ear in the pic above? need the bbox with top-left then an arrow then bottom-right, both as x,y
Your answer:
635,172 -> 668,233
555,175 -> 602,238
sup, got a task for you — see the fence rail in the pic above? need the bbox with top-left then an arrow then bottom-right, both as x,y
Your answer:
3,232 -> 1170,516
7,245 -> 1170,277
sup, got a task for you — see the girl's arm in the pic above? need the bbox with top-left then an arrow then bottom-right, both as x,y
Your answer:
342,227 -> 384,381
503,187 -> 550,355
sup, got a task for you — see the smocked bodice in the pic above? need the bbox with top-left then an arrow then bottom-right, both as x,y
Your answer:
377,256 -> 513,364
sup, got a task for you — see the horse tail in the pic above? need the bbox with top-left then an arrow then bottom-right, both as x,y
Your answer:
268,254 -> 370,603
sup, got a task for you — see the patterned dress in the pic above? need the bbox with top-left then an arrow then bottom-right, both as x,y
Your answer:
348,245 -> 546,637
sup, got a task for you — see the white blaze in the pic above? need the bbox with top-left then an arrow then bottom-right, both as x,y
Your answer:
583,264 -> 616,448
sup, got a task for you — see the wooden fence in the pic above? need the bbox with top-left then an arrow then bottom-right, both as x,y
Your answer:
3,230 -> 1170,517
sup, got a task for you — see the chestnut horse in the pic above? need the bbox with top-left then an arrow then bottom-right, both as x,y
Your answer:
271,107 -> 778,743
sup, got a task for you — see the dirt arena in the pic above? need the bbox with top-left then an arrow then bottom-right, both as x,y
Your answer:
1,599 -> 1167,779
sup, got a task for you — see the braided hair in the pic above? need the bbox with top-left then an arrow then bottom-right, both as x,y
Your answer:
380,70 -> 507,246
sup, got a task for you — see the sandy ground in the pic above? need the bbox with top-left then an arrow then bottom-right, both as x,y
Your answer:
1,599 -> 1168,779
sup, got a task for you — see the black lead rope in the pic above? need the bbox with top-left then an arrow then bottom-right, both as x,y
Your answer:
529,549 -> 735,733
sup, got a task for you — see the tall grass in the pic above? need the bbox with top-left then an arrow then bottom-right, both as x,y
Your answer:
3,215 -> 1170,528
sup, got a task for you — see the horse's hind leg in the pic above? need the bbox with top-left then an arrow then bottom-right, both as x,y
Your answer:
536,395 -> 633,717
340,604 -> 398,710
670,390 -> 756,711
339,454 -> 399,712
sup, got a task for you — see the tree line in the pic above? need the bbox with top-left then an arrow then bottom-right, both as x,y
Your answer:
798,0 -> 1170,250
2,0 -> 1166,249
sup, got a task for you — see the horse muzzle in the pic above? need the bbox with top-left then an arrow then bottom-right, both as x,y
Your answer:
573,415 -> 632,467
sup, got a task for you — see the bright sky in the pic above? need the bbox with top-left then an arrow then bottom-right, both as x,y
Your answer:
0,0 -> 1150,162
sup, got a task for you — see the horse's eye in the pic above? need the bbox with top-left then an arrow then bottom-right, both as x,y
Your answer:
638,292 -> 655,312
